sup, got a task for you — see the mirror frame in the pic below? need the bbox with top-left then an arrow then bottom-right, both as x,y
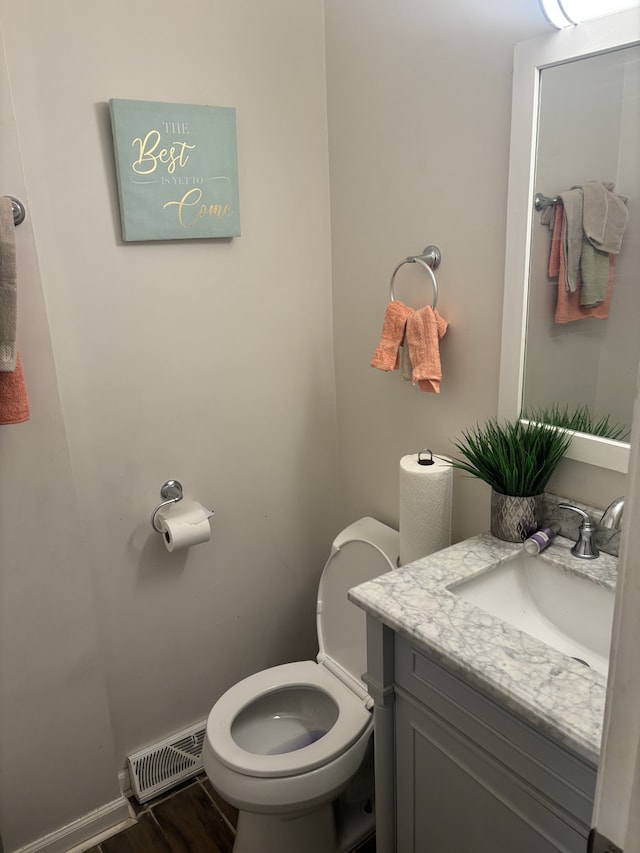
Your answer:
498,8 -> 640,475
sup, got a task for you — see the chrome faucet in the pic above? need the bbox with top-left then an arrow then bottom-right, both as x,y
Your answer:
600,496 -> 624,529
558,504 -> 599,559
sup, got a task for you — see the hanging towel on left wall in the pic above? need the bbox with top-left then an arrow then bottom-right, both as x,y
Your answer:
0,197 -> 17,371
0,197 -> 30,424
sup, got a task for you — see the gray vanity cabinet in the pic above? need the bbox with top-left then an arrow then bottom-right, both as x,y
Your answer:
364,618 -> 597,852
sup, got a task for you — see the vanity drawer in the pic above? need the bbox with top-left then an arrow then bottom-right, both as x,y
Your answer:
394,635 -> 596,830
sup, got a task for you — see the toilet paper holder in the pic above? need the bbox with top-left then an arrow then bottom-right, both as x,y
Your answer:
151,480 -> 184,532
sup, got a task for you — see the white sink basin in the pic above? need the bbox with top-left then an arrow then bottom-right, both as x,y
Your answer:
450,551 -> 615,676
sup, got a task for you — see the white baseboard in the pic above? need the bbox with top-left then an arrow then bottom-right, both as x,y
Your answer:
13,797 -> 133,853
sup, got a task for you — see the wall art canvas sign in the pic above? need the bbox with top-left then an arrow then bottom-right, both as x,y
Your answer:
109,98 -> 240,242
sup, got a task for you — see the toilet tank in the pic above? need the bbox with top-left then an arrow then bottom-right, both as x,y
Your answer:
316,518 -> 399,697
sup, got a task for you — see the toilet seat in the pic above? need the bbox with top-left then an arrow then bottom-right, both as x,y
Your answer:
206,660 -> 372,779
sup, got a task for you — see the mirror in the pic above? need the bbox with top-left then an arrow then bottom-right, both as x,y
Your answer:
499,9 -> 640,474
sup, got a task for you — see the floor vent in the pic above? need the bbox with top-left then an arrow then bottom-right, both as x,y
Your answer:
127,720 -> 207,803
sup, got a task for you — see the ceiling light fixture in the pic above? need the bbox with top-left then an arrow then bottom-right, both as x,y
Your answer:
540,0 -> 640,28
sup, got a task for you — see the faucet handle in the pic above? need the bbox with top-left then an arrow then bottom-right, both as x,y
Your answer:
558,504 -> 599,559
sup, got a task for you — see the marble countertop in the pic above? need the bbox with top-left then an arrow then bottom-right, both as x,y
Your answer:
349,533 -> 618,766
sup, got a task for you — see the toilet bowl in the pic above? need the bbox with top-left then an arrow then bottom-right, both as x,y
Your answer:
203,517 -> 399,853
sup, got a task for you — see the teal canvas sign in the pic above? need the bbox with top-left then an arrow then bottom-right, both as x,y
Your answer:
109,98 -> 240,242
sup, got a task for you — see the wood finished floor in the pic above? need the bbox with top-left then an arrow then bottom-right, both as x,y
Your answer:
86,774 -> 376,852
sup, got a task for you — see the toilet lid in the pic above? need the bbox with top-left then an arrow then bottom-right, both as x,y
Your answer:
316,532 -> 396,693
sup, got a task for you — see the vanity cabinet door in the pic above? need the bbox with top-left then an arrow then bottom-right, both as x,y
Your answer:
395,692 -> 587,853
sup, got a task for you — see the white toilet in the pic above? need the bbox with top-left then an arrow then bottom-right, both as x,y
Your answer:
203,517 -> 399,853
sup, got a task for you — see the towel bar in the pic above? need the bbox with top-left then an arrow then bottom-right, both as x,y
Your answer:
4,196 -> 26,226
534,192 -> 559,210
389,245 -> 441,309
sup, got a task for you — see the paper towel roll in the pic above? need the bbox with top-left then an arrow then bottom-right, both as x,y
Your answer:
156,500 -> 213,552
399,452 -> 452,565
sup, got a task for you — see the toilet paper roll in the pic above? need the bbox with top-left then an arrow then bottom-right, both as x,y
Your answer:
399,453 -> 452,565
156,500 -> 213,552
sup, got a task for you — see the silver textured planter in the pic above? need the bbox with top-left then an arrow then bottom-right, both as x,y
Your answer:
490,491 -> 543,542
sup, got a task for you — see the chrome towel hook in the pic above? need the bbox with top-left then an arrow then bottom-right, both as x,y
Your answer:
151,480 -> 184,532
389,245 -> 441,309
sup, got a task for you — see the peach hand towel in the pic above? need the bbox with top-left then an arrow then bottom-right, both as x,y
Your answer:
405,305 -> 448,393
370,300 -> 414,371
0,351 -> 30,424
549,202 -> 614,324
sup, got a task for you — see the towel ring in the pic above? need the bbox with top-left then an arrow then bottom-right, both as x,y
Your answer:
389,245 -> 440,309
